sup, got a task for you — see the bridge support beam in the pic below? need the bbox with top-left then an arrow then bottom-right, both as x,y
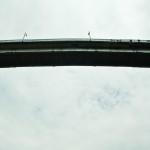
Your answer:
0,39 -> 150,68
0,51 -> 150,68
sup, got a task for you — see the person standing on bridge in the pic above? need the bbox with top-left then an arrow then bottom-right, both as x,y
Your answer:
88,31 -> 91,41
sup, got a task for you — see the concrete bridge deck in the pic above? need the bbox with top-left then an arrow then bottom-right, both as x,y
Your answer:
0,38 -> 150,68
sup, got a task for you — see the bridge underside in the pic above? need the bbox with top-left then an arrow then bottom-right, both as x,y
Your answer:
0,51 -> 150,68
0,39 -> 150,68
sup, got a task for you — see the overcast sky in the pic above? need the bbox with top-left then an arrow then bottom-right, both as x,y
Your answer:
0,0 -> 150,149
0,67 -> 150,150
0,0 -> 150,40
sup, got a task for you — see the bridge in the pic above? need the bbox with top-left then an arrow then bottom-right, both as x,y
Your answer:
0,38 -> 150,68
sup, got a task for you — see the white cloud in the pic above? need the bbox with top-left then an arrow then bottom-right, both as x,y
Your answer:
0,67 -> 150,149
0,0 -> 149,39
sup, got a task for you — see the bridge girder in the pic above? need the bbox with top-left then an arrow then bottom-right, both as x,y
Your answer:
0,39 -> 150,68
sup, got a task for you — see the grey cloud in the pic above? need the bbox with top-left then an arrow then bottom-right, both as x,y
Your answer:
0,0 -> 150,39
0,67 -> 150,149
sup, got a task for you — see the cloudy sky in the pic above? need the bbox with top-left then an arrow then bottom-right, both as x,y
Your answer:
1,67 -> 150,150
0,0 -> 150,149
0,0 -> 150,40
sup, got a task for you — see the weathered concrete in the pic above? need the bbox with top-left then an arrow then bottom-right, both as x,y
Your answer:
0,39 -> 150,68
